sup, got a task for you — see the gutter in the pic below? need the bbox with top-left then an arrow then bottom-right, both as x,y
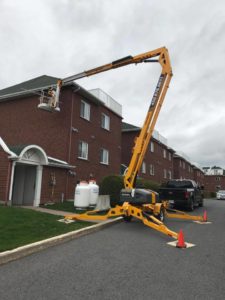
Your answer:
0,84 -> 58,102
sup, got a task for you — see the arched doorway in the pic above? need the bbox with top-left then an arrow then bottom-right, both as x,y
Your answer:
11,145 -> 48,206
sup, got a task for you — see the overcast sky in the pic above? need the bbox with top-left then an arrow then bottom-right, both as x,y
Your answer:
1,0 -> 225,168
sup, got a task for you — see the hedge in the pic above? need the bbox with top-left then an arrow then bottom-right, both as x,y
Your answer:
99,175 -> 160,207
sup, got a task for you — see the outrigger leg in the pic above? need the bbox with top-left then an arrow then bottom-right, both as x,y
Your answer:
164,205 -> 205,222
65,202 -> 178,239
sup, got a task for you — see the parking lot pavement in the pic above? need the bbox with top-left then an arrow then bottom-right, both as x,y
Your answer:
0,199 -> 225,300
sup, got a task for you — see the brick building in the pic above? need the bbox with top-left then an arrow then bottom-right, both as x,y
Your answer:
173,153 -> 194,179
121,123 -> 175,184
172,153 -> 204,186
0,76 -> 220,206
193,166 -> 205,186
121,122 -> 205,187
0,76 -> 122,206
204,175 -> 225,193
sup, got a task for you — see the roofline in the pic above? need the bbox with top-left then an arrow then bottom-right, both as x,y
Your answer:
0,84 -> 58,102
0,79 -> 123,117
122,126 -> 175,151
68,82 -> 105,107
122,128 -> 140,132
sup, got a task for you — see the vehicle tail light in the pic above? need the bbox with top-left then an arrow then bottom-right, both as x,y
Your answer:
184,191 -> 190,199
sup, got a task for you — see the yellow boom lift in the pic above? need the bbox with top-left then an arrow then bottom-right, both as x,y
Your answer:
39,47 -> 206,239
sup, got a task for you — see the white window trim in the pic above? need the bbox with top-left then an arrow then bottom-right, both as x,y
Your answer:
101,113 -> 110,131
78,141 -> 88,160
80,100 -> 90,121
100,148 -> 109,165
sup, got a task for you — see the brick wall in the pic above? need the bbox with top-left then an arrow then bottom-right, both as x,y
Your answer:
121,130 -> 174,184
40,166 -> 68,204
193,168 -> 205,186
204,175 -> 225,193
0,149 -> 10,202
173,157 -> 195,179
68,92 -> 122,185
0,86 -> 122,202
0,88 -> 72,161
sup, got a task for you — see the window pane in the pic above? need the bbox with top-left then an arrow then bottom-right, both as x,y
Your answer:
78,141 -> 88,159
142,162 -> 146,174
80,101 -> 90,120
149,164 -> 154,175
164,169 -> 167,178
150,142 -> 154,152
100,148 -> 109,164
163,149 -> 166,158
101,113 -> 110,130
80,102 -> 85,118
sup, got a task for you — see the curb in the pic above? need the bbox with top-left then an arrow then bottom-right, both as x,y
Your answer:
0,217 -> 123,266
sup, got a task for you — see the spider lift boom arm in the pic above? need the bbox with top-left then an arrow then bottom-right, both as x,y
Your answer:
43,48 -> 206,238
52,47 -> 172,190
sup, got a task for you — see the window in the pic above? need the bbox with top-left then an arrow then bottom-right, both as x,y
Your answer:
163,149 -> 167,159
150,142 -> 154,152
183,162 -> 185,169
166,180 -> 193,188
168,170 -> 172,179
164,169 -> 167,179
80,100 -> 90,121
100,148 -> 109,165
149,164 -> 155,176
168,152 -> 172,161
142,161 -> 146,174
78,141 -> 88,160
101,113 -> 110,130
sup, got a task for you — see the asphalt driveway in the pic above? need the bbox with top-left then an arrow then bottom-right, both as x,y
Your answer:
0,199 -> 225,300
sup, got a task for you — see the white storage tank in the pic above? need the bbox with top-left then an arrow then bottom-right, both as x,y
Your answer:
89,180 -> 99,207
74,181 -> 90,209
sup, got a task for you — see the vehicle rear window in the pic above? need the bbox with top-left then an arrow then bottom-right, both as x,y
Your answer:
166,180 -> 193,188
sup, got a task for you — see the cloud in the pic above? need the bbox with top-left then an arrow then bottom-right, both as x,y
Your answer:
0,0 -> 225,168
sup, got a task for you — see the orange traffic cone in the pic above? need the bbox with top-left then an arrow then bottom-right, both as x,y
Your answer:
176,229 -> 187,248
203,210 -> 207,222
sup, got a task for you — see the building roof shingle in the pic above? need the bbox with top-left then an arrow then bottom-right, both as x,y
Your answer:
0,75 -> 59,97
122,122 -> 140,132
0,75 -> 105,107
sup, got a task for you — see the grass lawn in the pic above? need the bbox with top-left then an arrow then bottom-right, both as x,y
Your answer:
41,201 -> 78,213
42,201 -> 111,215
0,205 -> 93,252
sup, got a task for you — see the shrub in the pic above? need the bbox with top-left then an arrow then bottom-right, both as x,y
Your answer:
203,191 -> 216,198
99,175 -> 160,206
99,175 -> 124,207
210,191 -> 216,198
136,178 -> 160,192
